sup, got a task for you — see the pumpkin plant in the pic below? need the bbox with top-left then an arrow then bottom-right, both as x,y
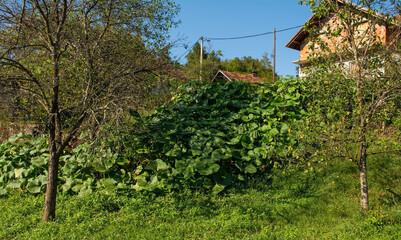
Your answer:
131,79 -> 307,193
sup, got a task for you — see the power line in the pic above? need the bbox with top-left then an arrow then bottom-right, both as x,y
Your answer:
175,38 -> 200,62
206,25 -> 304,41
174,24 -> 304,62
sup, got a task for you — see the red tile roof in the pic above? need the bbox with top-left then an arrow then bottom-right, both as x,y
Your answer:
213,70 -> 265,83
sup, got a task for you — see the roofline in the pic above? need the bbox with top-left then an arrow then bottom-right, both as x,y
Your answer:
212,70 -> 232,82
285,0 -> 373,51
285,25 -> 307,50
220,71 -> 233,81
292,59 -> 311,65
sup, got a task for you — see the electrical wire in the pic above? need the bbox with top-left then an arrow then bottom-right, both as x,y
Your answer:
175,38 -> 200,62
206,25 -> 304,40
174,24 -> 305,62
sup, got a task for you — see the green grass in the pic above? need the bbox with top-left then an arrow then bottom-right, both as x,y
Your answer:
1,154 -> 400,239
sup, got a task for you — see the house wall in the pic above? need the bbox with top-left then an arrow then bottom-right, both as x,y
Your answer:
299,14 -> 388,61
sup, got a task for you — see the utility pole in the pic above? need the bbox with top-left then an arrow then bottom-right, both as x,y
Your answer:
200,36 -> 204,82
273,28 -> 276,83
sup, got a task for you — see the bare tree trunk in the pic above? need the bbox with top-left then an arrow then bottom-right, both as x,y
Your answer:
43,49 -> 61,222
42,149 -> 60,221
359,143 -> 369,211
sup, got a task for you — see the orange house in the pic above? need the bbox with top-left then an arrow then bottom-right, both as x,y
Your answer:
286,0 -> 399,77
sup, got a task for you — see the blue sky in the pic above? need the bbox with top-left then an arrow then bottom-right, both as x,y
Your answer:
169,0 -> 313,77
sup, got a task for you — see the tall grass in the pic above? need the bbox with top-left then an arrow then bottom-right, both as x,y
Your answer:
1,153 -> 400,239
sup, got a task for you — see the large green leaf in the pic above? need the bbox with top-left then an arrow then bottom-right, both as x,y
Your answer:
156,159 -> 169,171
14,168 -> 28,179
245,164 -> 257,174
8,133 -> 24,143
26,180 -> 42,194
280,123 -> 290,134
31,156 -> 47,167
211,149 -> 224,160
62,177 -> 73,193
98,178 -> 118,193
241,135 -> 254,149
62,162 -> 78,175
7,179 -> 26,189
212,183 -> 226,194
79,185 -> 93,197
0,187 -> 8,196
78,180 -> 93,197
227,136 -> 241,145
198,163 -> 220,176
269,128 -> 279,136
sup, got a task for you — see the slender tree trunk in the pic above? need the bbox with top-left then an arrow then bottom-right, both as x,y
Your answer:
43,104 -> 60,221
359,143 -> 369,211
42,148 -> 60,221
43,49 -> 61,222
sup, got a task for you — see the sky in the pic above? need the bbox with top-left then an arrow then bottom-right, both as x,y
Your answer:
169,0 -> 313,77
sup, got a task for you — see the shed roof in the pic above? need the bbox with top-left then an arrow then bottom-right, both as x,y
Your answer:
212,70 -> 265,83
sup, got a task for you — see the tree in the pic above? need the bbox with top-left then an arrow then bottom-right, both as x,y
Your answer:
184,42 -> 222,82
300,0 -> 401,210
0,0 -> 179,221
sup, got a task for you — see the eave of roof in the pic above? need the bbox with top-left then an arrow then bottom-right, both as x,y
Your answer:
285,23 -> 308,50
285,10 -> 322,51
292,59 -> 311,65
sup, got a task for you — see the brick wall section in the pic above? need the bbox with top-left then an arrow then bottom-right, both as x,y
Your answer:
299,15 -> 388,61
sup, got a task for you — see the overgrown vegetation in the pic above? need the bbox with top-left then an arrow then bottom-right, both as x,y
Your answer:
131,80 -> 306,193
0,79 -> 306,196
0,133 -> 131,196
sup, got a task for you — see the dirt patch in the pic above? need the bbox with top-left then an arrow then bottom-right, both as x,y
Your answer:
0,122 -> 40,144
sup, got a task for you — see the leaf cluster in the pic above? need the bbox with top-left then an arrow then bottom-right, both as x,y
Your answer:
0,133 -> 132,197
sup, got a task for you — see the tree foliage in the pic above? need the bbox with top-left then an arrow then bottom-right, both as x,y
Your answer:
183,41 -> 275,83
184,42 -> 222,82
220,54 -> 274,82
0,0 -> 179,221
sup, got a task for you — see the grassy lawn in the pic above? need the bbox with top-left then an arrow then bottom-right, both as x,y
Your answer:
1,154 -> 400,240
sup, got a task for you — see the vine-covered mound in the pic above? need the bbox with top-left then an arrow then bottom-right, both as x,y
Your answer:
131,80 -> 306,193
